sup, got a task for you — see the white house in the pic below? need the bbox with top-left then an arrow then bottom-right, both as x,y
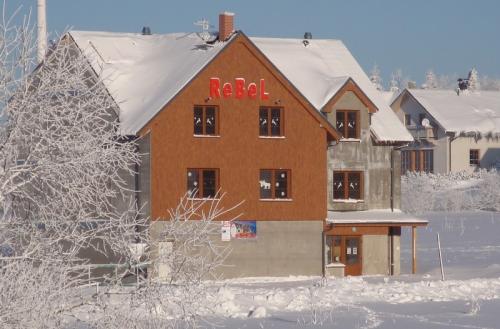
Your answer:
391,89 -> 500,174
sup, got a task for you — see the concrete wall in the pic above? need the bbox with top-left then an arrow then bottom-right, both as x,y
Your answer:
326,91 -> 399,211
361,232 -> 401,276
392,233 -> 401,275
451,136 -> 500,173
151,220 -> 324,279
362,235 -> 389,275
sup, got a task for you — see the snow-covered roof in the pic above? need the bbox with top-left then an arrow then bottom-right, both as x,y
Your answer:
69,31 -> 228,135
250,37 -> 413,142
380,90 -> 400,105
403,89 -> 500,135
327,210 -> 428,226
68,30 -> 412,141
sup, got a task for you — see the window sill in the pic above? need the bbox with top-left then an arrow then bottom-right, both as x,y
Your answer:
340,138 -> 361,143
187,197 -> 221,201
259,136 -> 286,139
333,199 -> 364,203
259,198 -> 293,202
326,262 -> 345,268
193,134 -> 220,138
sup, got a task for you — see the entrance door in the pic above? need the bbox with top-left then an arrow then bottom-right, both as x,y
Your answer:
344,237 -> 362,276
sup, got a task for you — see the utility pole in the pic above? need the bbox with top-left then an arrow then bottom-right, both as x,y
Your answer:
37,0 -> 47,63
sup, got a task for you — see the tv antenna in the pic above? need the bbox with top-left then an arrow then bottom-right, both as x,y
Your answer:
194,19 -> 212,41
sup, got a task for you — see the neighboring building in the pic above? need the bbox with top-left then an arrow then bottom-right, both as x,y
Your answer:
62,12 -> 426,278
391,89 -> 500,174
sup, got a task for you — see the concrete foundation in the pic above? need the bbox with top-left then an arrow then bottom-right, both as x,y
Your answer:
150,220 -> 324,279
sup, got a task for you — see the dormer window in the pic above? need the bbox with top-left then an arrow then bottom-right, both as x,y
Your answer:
336,110 -> 359,139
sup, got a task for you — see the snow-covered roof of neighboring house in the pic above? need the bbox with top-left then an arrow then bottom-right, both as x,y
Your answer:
401,89 -> 500,135
250,37 -> 413,142
69,31 -> 228,135
380,90 -> 400,105
327,210 -> 428,226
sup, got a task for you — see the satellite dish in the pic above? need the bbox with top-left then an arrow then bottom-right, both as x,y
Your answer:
421,118 -> 431,128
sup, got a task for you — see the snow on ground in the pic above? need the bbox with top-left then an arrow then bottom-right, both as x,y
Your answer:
206,211 -> 500,328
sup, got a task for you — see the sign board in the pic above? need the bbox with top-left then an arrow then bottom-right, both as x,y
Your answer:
221,221 -> 231,241
231,220 -> 257,239
209,78 -> 269,100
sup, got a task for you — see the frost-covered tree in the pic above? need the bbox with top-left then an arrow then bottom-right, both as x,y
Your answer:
0,3 -> 235,328
389,73 -> 400,93
480,75 -> 500,91
422,69 -> 438,89
369,64 -> 384,91
468,67 -> 480,91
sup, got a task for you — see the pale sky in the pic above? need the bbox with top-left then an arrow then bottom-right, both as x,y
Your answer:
13,0 -> 500,86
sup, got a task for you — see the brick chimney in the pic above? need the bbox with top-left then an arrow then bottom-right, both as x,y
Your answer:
219,12 -> 235,41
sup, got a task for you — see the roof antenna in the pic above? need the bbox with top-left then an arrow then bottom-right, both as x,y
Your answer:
303,32 -> 312,47
194,19 -> 212,41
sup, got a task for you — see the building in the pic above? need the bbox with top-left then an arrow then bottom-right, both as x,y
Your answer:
391,88 -> 500,174
63,12 -> 426,277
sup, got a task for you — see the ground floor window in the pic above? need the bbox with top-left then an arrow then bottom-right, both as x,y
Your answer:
259,169 -> 291,199
333,171 -> 363,200
470,149 -> 480,166
401,149 -> 433,174
187,168 -> 219,198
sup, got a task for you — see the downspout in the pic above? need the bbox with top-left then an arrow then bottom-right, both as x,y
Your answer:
448,133 -> 457,173
390,149 -> 394,212
389,227 -> 395,275
390,143 -> 410,212
134,140 -> 141,243
324,139 -> 339,278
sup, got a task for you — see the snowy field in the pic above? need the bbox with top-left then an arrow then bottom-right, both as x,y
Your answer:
206,211 -> 500,328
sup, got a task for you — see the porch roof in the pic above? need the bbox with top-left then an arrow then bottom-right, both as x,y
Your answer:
326,209 -> 428,226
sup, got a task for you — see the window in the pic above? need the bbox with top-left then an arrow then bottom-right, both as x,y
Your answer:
336,110 -> 359,139
401,150 -> 411,174
187,169 -> 219,198
418,113 -> 426,126
405,114 -> 411,126
259,107 -> 283,137
422,150 -> 433,173
470,149 -> 480,166
333,171 -> 363,200
193,106 -> 218,136
259,169 -> 291,199
401,150 -> 434,174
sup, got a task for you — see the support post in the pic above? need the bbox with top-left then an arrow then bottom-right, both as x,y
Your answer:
437,233 -> 445,281
412,226 -> 417,274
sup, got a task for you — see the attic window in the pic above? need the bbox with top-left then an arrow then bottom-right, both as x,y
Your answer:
194,106 -> 218,136
259,107 -> 283,137
336,110 -> 359,139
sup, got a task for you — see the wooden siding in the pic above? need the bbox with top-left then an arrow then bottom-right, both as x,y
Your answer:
140,34 -> 332,221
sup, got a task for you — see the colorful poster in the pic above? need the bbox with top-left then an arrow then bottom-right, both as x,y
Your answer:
230,220 -> 257,239
221,221 -> 231,241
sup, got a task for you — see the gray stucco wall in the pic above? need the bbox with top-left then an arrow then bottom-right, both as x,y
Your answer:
362,235 -> 389,275
392,234 -> 401,275
326,91 -> 400,211
151,220 -> 324,279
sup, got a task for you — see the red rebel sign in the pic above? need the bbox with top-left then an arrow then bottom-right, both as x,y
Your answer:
209,78 -> 269,100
